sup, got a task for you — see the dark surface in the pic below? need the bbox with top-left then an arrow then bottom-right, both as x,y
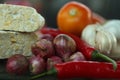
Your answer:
0,60 -> 119,80
0,60 -> 86,80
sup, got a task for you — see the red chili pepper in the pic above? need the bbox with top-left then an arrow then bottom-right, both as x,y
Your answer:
31,61 -> 120,79
40,27 -> 117,70
40,27 -> 61,38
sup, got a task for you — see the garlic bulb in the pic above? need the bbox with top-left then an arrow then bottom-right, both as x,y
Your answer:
82,20 -> 120,60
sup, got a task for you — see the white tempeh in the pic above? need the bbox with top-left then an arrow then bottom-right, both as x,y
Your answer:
0,31 -> 38,59
0,4 -> 45,32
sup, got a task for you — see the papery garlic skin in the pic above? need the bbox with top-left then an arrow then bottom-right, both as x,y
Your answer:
81,20 -> 120,60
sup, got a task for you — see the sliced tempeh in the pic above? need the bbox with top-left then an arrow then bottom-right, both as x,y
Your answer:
0,4 -> 45,32
0,31 -> 38,59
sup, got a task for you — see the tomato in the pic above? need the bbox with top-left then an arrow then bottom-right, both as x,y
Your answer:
92,12 -> 106,24
57,1 -> 92,36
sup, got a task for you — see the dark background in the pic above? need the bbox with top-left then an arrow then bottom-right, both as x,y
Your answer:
41,0 -> 120,28
1,0 -> 120,28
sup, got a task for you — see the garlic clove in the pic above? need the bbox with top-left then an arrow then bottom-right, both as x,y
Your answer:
110,43 -> 120,60
95,28 -> 112,54
95,26 -> 117,54
81,24 -> 100,47
106,30 -> 117,55
103,20 -> 120,40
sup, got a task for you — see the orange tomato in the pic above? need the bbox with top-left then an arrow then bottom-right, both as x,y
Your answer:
57,1 -> 92,36
92,12 -> 106,24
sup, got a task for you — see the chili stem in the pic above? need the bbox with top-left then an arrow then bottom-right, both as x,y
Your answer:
92,50 -> 117,70
31,68 -> 57,80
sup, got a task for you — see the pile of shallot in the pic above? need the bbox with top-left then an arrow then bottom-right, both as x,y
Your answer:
6,33 -> 86,75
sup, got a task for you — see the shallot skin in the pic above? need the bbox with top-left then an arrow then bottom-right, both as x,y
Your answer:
6,54 -> 29,75
31,39 -> 55,59
29,55 -> 46,75
69,52 -> 86,61
47,56 -> 63,70
53,34 -> 76,61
